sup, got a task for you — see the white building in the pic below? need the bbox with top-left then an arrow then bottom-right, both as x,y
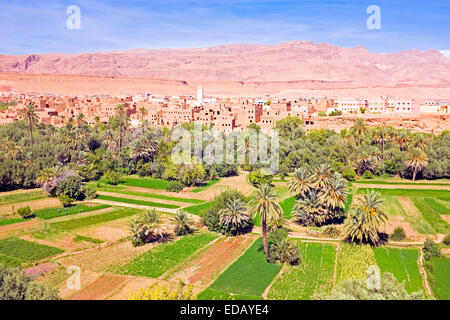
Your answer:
197,86 -> 204,106
386,100 -> 416,113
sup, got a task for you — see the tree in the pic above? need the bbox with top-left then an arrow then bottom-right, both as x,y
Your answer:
219,198 -> 250,235
130,209 -> 163,247
173,211 -> 193,236
404,148 -> 429,181
21,103 -> 39,148
269,239 -> 300,265
313,272 -> 423,300
344,190 -> 388,245
350,118 -> 369,152
289,167 -> 312,197
0,264 -> 60,300
1,139 -> 22,160
139,106 -> 148,126
250,184 -> 282,262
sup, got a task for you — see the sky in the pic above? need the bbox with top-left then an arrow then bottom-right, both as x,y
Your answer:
0,0 -> 449,57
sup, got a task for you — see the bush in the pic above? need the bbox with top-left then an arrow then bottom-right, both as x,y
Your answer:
322,225 -> 341,238
166,181 -> 184,193
268,228 -> 288,245
269,239 -> 301,265
103,170 -> 123,186
248,170 -> 273,187
423,238 -> 441,261
17,206 -> 33,219
55,176 -> 84,200
58,194 -> 74,207
138,163 -> 153,177
82,185 -> 97,200
390,227 -> 406,241
173,211 -> 194,236
0,264 -> 60,300
362,171 -> 374,179
342,168 -> 356,181
443,234 -> 450,246
129,210 -> 162,247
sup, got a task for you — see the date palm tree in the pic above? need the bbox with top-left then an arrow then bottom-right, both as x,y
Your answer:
351,118 -> 369,152
250,184 -> 282,262
139,106 -> 148,127
1,139 -> 22,160
344,190 -> 388,245
289,167 -> 312,197
130,209 -> 163,247
173,211 -> 193,236
404,148 -> 429,181
219,198 -> 250,232
21,103 -> 39,148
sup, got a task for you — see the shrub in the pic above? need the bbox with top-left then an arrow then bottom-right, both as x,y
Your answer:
0,264 -> 60,300
17,206 -> 33,219
443,234 -> 450,246
269,239 -> 300,265
103,170 -> 123,185
268,228 -> 288,245
423,238 -> 441,261
55,176 -> 84,200
322,225 -> 341,238
57,194 -> 74,207
129,280 -> 193,300
342,168 -> 356,181
173,211 -> 194,236
248,170 -> 273,187
390,227 -> 406,241
82,184 -> 97,200
138,163 -> 153,177
166,181 -> 184,193
362,170 -> 374,179
129,210 -> 162,247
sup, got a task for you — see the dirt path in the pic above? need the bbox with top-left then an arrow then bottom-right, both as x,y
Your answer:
418,250 -> 433,298
97,191 -> 191,207
87,199 -> 179,214
166,235 -> 255,288
122,186 -> 209,201
0,188 -> 42,196
354,183 -> 450,191
195,173 -> 254,200
69,274 -> 131,300
0,197 -> 59,215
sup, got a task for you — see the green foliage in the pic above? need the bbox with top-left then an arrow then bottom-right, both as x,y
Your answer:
374,247 -> 423,293
411,198 -> 450,234
73,235 -> 103,244
336,243 -> 376,283
342,168 -> 356,181
208,239 -> 282,297
269,239 -> 300,265
424,256 -> 450,300
423,238 -> 441,261
130,209 -> 163,247
443,234 -> 450,246
362,170 -> 374,179
55,175 -> 84,200
185,201 -> 215,216
103,170 -> 123,185
313,272 -> 423,300
357,188 -> 450,202
33,204 -> 109,220
0,264 -> 60,300
57,194 -> 74,207
17,206 -> 33,219
0,238 -> 63,266
115,232 -> 217,277
267,228 -> 288,245
390,227 -> 406,241
322,225 -> 341,238
82,184 -> 97,200
191,179 -> 220,193
166,181 -> 185,193
268,242 -> 336,300
0,191 -> 46,205
121,177 -> 169,190
173,211 -> 194,236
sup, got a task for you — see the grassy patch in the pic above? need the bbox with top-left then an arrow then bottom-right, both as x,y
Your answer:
336,243 -> 376,283
0,190 -> 46,205
207,238 -> 282,297
0,237 -> 63,266
267,242 -> 336,300
49,208 -> 140,231
280,196 -> 295,220
121,177 -> 170,190
423,198 -> 449,215
98,189 -> 204,204
411,198 -> 450,234
354,180 -> 450,186
0,217 -> 26,227
191,180 -> 220,193
184,201 -> 215,216
197,288 -> 264,300
357,188 -> 450,201
374,247 -> 423,293
384,196 -> 406,216
425,257 -> 450,300
114,232 -> 218,278
73,235 -> 104,244
97,195 -> 180,209
33,204 -> 110,220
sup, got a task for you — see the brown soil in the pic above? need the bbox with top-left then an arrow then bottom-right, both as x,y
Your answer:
20,233 -> 87,251
384,221 -> 421,241
97,191 -> 190,207
0,198 -> 60,215
24,262 -> 57,279
196,173 -> 254,200
69,274 -> 131,300
354,183 -> 450,191
0,219 -> 40,238
441,215 -> 450,224
75,218 -> 130,242
58,270 -> 103,299
0,188 -> 42,196
167,235 -> 256,287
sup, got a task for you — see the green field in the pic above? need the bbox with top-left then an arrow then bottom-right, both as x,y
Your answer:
336,243 -> 376,283
280,196 -> 295,220
0,237 -> 63,267
354,180 -> 450,186
357,188 -> 450,201
33,204 -> 111,220
411,198 -> 450,234
49,208 -> 140,231
184,201 -> 215,216
425,257 -> 450,300
114,232 -> 218,278
383,196 -> 406,216
423,198 -> 449,215
98,189 -> 204,204
267,242 -> 336,300
97,195 -> 180,209
191,180 -> 220,193
0,190 -> 46,205
205,238 -> 282,297
0,217 -> 26,227
374,247 -> 423,293
121,177 -> 170,190
73,234 -> 104,244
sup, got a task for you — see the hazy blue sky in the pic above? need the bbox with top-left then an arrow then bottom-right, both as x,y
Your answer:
1,0 -> 449,57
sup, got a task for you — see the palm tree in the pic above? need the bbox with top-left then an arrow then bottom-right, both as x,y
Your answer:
1,139 -> 22,160
173,211 -> 193,236
139,106 -> 148,125
351,118 -> 369,152
250,184 -> 282,262
130,209 -> 163,247
311,164 -> 332,190
115,104 -> 127,151
289,167 -> 312,197
318,173 -> 347,209
344,190 -> 388,245
219,198 -> 250,232
21,103 -> 39,147
404,148 -> 429,181
292,190 -> 327,226
395,131 -> 409,151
